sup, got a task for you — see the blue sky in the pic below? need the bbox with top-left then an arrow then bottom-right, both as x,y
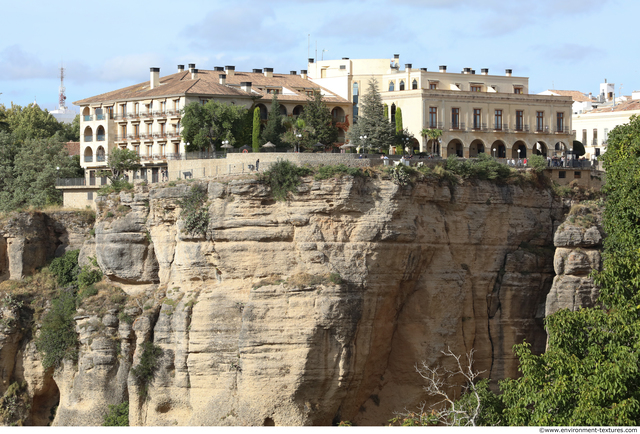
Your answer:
1,0 -> 637,113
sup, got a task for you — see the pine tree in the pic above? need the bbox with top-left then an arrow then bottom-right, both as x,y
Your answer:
261,94 -> 286,147
252,107 -> 260,152
347,78 -> 396,151
395,107 -> 403,133
299,90 -> 338,150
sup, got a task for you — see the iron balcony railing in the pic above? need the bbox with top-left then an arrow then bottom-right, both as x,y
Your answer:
514,124 -> 529,132
56,178 -> 86,187
450,122 -> 465,130
97,135 -> 105,141
84,135 -> 93,142
535,125 -> 549,133
97,155 -> 106,162
84,156 -> 93,162
83,115 -> 93,121
428,122 -> 443,129
555,126 -> 570,134
332,115 -> 346,123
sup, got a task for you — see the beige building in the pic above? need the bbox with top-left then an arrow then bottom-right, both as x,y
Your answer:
64,64 -> 351,208
309,55 -> 574,158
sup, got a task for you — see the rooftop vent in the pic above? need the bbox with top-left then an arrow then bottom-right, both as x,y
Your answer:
481,68 -> 489,75
241,82 -> 252,92
290,71 -> 297,75
188,63 -> 196,70
150,67 -> 160,89
394,54 -> 400,59
505,69 -> 512,77
300,70 -> 308,79
463,67 -> 471,74
439,65 -> 447,73
191,68 -> 198,80
342,57 -> 349,60
177,65 -> 185,72
225,65 -> 235,77
308,58 -> 314,64
405,63 -> 412,70
214,66 -> 224,72
420,67 -> 427,72
219,74 -> 226,85
264,67 -> 273,78
253,69 -> 262,73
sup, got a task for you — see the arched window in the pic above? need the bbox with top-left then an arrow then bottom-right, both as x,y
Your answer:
399,80 -> 405,91
412,79 -> 418,90
280,105 -> 287,116
293,105 -> 304,116
389,81 -> 395,92
257,104 -> 268,120
391,104 -> 396,123
352,82 -> 359,122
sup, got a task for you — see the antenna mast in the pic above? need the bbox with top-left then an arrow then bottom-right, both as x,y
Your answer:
59,66 -> 67,110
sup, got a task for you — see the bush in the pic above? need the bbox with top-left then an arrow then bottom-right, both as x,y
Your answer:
35,289 -> 79,370
528,154 -> 547,173
177,184 -> 209,236
131,342 -> 163,400
0,381 -> 30,426
262,160 -> 312,201
103,402 -> 129,426
77,265 -> 102,290
48,250 -> 80,287
389,164 -> 411,186
445,154 -> 511,181
314,164 -> 364,180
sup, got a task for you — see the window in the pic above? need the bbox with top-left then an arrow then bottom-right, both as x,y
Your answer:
87,192 -> 93,200
120,104 -> 127,116
494,110 -> 502,130
147,145 -> 152,156
471,85 -> 482,92
514,87 -> 523,94
516,110 -> 524,131
147,124 -> 153,135
559,171 -> 566,179
473,109 -> 481,129
174,99 -> 180,110
604,128 -> 609,144
160,123 -> 166,136
352,82 -> 359,122
121,125 -> 127,138
134,103 -> 139,115
161,101 -> 166,112
133,124 -> 139,138
391,104 -> 396,123
536,111 -> 544,132
451,108 -> 460,129
574,171 -> 581,179
399,81 -> 405,91
429,83 -> 437,90
389,81 -> 395,91
412,79 -> 418,90
556,112 -> 564,132
582,129 -> 587,145
429,107 -> 437,128
593,129 -> 598,145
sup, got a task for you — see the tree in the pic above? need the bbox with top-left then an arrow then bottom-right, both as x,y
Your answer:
181,100 -> 247,152
103,147 -> 140,184
499,115 -> 640,426
282,118 -> 310,152
252,107 -> 261,152
347,78 -> 395,151
261,94 -> 286,147
421,128 -> 443,154
395,107 -> 403,133
5,103 -> 63,143
299,90 -> 338,150
54,114 -> 80,142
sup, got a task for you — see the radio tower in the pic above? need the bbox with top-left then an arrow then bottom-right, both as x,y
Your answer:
58,66 -> 67,110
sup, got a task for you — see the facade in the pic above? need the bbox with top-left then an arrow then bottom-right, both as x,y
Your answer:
309,55 -> 574,158
538,90 -> 593,115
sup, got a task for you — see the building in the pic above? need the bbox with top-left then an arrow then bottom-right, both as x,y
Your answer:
537,90 -> 593,115
64,64 -> 351,208
308,55 -> 574,158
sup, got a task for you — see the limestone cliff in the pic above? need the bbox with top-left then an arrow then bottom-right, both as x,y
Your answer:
0,176 -> 572,426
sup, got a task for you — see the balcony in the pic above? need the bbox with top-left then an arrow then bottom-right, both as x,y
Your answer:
332,115 -> 346,123
97,154 -> 106,162
471,123 -> 487,131
84,135 -> 93,142
96,114 -> 106,121
97,134 -> 105,141
535,125 -> 549,133
555,126 -> 570,134
450,122 -> 465,131
493,123 -> 503,131
83,115 -> 93,122
514,124 -> 529,132
84,156 -> 93,162
428,122 -> 443,129
153,110 -> 167,118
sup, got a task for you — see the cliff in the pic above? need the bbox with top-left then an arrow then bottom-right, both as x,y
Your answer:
0,175 -> 594,426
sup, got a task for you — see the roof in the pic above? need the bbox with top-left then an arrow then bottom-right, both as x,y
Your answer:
73,69 -> 349,106
587,99 -> 640,114
546,90 -> 592,102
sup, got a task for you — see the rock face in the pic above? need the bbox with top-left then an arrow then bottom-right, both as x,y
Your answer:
546,206 -> 603,316
0,177 -> 570,426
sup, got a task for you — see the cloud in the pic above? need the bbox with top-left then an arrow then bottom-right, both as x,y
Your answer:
0,45 -> 57,80
532,43 -> 605,64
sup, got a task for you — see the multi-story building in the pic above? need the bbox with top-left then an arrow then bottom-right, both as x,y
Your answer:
74,64 -> 351,180
308,55 -> 574,158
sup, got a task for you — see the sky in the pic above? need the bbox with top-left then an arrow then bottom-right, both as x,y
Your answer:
1,0 -> 637,113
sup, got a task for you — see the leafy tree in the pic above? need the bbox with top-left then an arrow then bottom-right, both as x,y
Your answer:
347,78 -> 395,151
395,107 -> 403,133
421,128 -> 443,154
181,100 -> 247,152
499,115 -> 640,426
5,103 -> 63,143
103,147 -> 140,183
299,90 -> 338,150
54,114 -> 80,142
252,107 -> 261,152
282,118 -> 310,152
261,94 -> 286,147
261,160 -> 312,201
36,288 -> 79,370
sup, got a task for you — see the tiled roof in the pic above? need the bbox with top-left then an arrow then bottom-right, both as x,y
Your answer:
588,99 -> 640,114
73,69 -> 349,106
547,90 -> 592,102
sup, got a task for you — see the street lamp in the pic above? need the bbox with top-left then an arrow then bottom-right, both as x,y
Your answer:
296,133 -> 302,153
517,148 -> 521,165
359,135 -> 367,153
492,148 -> 496,158
222,140 -> 229,156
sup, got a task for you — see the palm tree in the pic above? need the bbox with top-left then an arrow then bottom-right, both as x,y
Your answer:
421,128 -> 443,155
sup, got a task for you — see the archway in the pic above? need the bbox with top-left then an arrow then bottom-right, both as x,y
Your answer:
256,104 -> 268,120
84,146 -> 93,163
511,141 -> 527,159
491,140 -> 506,158
427,139 -> 440,155
331,107 -> 345,123
96,146 -> 106,162
82,106 -> 90,120
96,125 -> 105,142
469,139 -> 485,157
279,105 -> 287,116
446,139 -> 463,158
83,126 -> 93,142
554,141 -> 567,157
533,141 -> 548,157
293,105 -> 304,116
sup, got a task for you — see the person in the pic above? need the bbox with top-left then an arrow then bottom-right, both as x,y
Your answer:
256,159 -> 260,171
523,158 -> 528,166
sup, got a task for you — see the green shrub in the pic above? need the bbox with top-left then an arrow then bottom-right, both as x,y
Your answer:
49,250 -> 80,287
77,285 -> 98,301
314,164 -> 364,180
388,164 -> 411,186
261,160 -> 312,201
445,154 -> 511,181
102,402 -> 129,426
35,289 -> 79,370
0,381 -> 30,426
131,342 -> 163,400
329,273 -> 343,284
177,184 -> 209,236
528,154 -> 547,173
78,265 -> 102,290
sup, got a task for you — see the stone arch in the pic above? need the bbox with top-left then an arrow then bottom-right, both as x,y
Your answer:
96,125 -> 105,141
412,79 -> 418,90
446,139 -> 463,158
84,146 -> 93,163
279,105 -> 287,116
391,104 -> 396,123
96,146 -> 106,162
30,376 -> 60,426
256,104 -> 268,120
389,81 -> 395,91
399,80 -> 405,91
82,106 -> 90,118
491,140 -> 506,158
533,141 -> 548,157
469,139 -> 485,157
331,106 -> 345,122
554,141 -> 567,156
83,126 -> 93,142
293,105 -> 304,116
511,140 -> 527,159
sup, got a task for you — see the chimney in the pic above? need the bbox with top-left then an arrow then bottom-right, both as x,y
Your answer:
342,57 -> 349,60
290,71 -> 297,75
481,68 -> 489,75
505,69 -> 512,77
439,65 -> 447,73
308,58 -> 314,64
191,68 -> 198,80
463,67 -> 471,74
241,82 -> 252,92
214,66 -> 224,72
150,67 -> 160,89
219,74 -> 226,85
188,63 -> 196,70
420,68 -> 427,72
252,69 -> 262,73
225,65 -> 235,77
405,63 -> 412,70
394,54 -> 400,59
300,70 -> 308,79
264,67 -> 273,78
178,64 -> 185,72
471,70 -> 476,75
